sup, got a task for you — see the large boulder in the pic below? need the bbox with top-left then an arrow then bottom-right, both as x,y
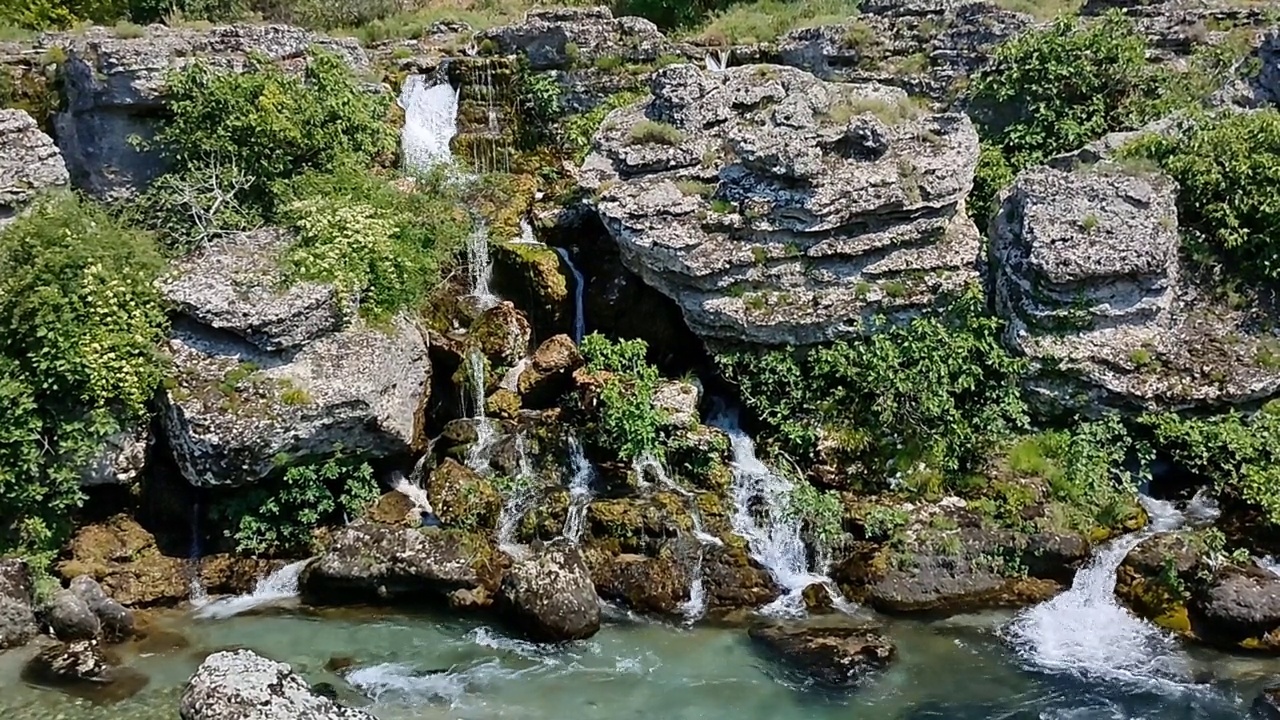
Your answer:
748,620 -> 896,688
54,24 -> 367,199
69,575 -> 135,642
0,108 -> 68,227
581,63 -> 981,345
496,543 -> 601,642
159,229 -> 428,486
299,521 -> 501,608
1188,566 -> 1280,651
516,334 -> 583,407
426,459 -> 503,531
990,163 -> 1280,414
477,7 -> 672,71
0,558 -> 37,650
45,589 -> 101,641
181,649 -> 372,720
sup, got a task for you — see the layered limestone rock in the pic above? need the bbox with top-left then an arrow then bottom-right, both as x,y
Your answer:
991,163 -> 1280,414
159,229 -> 428,487
581,63 -> 981,345
477,7 -> 673,71
0,109 -> 68,227
54,25 -> 367,199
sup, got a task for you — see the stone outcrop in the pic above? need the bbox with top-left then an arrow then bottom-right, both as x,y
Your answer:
0,558 -> 37,650
159,229 -> 428,487
477,7 -> 673,71
581,63 -> 981,345
46,589 -> 101,641
181,649 -> 372,720
54,24 -> 367,199
299,522 -> 501,608
68,576 -> 135,642
991,162 -> 1280,414
0,109 -> 68,227
496,543 -> 601,642
79,425 -> 149,486
516,334 -> 583,407
748,620 -> 896,688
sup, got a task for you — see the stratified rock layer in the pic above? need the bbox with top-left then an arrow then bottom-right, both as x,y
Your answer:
0,109 -> 68,227
582,63 -> 981,345
477,7 -> 672,71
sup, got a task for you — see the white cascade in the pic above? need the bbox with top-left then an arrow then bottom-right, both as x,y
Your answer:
391,466 -> 434,518
553,246 -> 587,344
704,49 -> 730,72
466,222 -> 498,310
711,406 -> 843,615
514,219 -> 539,245
194,560 -> 309,620
464,349 -> 496,474
398,74 -> 459,171
496,432 -> 537,558
561,435 -> 595,542
499,357 -> 530,393
633,453 -> 720,622
187,502 -> 208,607
1006,495 -> 1197,691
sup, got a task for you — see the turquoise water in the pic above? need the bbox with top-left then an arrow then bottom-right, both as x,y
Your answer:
2,600 -> 1278,719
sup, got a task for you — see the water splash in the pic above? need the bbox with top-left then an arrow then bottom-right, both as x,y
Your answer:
562,435 -> 595,542
188,501 -> 208,608
711,405 -> 841,615
347,658 -> 526,708
704,49 -> 729,72
553,246 -> 587,344
193,560 -> 309,620
1005,495 -> 1199,692
514,219 -> 540,245
499,357 -> 530,393
398,75 -> 459,171
464,348 -> 496,474
466,222 -> 498,310
391,467 -> 434,517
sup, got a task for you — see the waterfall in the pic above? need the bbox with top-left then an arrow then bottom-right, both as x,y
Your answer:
514,219 -> 539,245
499,357 -> 530,392
711,406 -> 843,615
391,467 -> 434,517
561,435 -> 595,542
553,246 -> 587,344
633,453 -> 720,622
496,432 -> 537,558
466,222 -> 498,310
398,74 -> 459,171
188,501 -> 208,607
1005,495 -> 1197,691
193,560 -> 310,620
464,349 -> 496,473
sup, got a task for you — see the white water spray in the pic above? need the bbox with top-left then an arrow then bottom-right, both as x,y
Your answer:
398,75 -> 459,171
553,246 -> 587,344
514,219 -> 539,245
391,467 -> 434,518
711,406 -> 841,615
562,435 -> 595,542
499,357 -> 530,393
1006,495 -> 1197,691
193,560 -> 309,620
464,349 -> 496,474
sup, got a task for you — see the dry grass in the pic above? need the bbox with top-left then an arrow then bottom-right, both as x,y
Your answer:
825,93 -> 924,126
692,0 -> 862,45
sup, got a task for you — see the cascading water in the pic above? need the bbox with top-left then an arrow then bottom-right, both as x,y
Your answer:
1006,495 -> 1199,691
464,349 -> 496,474
391,466 -> 434,519
561,435 -> 595,542
499,357 -> 530,393
188,501 -> 208,607
633,453 -> 720,621
466,222 -> 498,310
398,74 -> 459,170
515,219 -> 539,245
553,247 -> 587,344
194,560 -> 310,620
711,406 -> 843,614
496,433 -> 538,558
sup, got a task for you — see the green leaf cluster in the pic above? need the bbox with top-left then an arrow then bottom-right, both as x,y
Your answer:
0,192 -> 167,561
213,456 -> 378,556
1122,110 -> 1280,283
717,285 -> 1029,488
580,333 -> 667,462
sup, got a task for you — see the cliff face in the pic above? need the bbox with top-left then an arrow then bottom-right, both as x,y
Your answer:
581,63 -> 981,346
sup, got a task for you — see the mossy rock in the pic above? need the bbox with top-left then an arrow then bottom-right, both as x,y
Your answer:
492,240 -> 572,339
366,490 -> 419,526
427,459 -> 503,532
470,301 -> 532,367
584,494 -> 691,553
1,63 -> 59,133
486,388 -> 522,419
668,425 -> 733,493
518,489 -> 570,543
584,542 -> 688,616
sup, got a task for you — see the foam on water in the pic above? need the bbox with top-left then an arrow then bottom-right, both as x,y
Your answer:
347,659 -> 523,708
1006,495 -> 1197,693
562,435 -> 595,542
398,75 -> 459,171
553,246 -> 587,344
193,560 -> 309,620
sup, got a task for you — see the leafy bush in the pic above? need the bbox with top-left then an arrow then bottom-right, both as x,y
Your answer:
131,161 -> 263,253
213,456 -> 378,556
717,285 -> 1029,487
273,166 -> 470,319
0,192 -> 167,563
516,65 -> 563,150
1122,110 -> 1280,283
580,333 -> 667,461
788,480 -> 845,550
967,13 -> 1166,226
561,90 -> 644,163
159,49 -> 397,218
614,0 -> 735,29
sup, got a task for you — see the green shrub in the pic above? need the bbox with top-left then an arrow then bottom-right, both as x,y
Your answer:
717,285 -> 1029,487
581,333 -> 667,461
159,49 -> 396,219
516,66 -> 563,150
131,163 -> 263,253
274,166 -> 471,319
0,192 -> 167,563
967,13 -> 1166,227
213,456 -> 378,556
788,480 -> 845,549
561,90 -> 644,162
1122,110 -> 1280,283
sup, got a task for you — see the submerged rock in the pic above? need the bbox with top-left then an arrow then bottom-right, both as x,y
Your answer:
497,543 -> 601,642
0,108 -> 68,228
22,639 -> 149,703
159,229 -> 429,487
748,621 -> 896,688
181,649 -> 372,720
0,558 -> 37,650
54,24 -> 367,199
1253,683 -> 1280,719
300,521 -> 501,608
990,162 -> 1280,414
581,63 -> 980,345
